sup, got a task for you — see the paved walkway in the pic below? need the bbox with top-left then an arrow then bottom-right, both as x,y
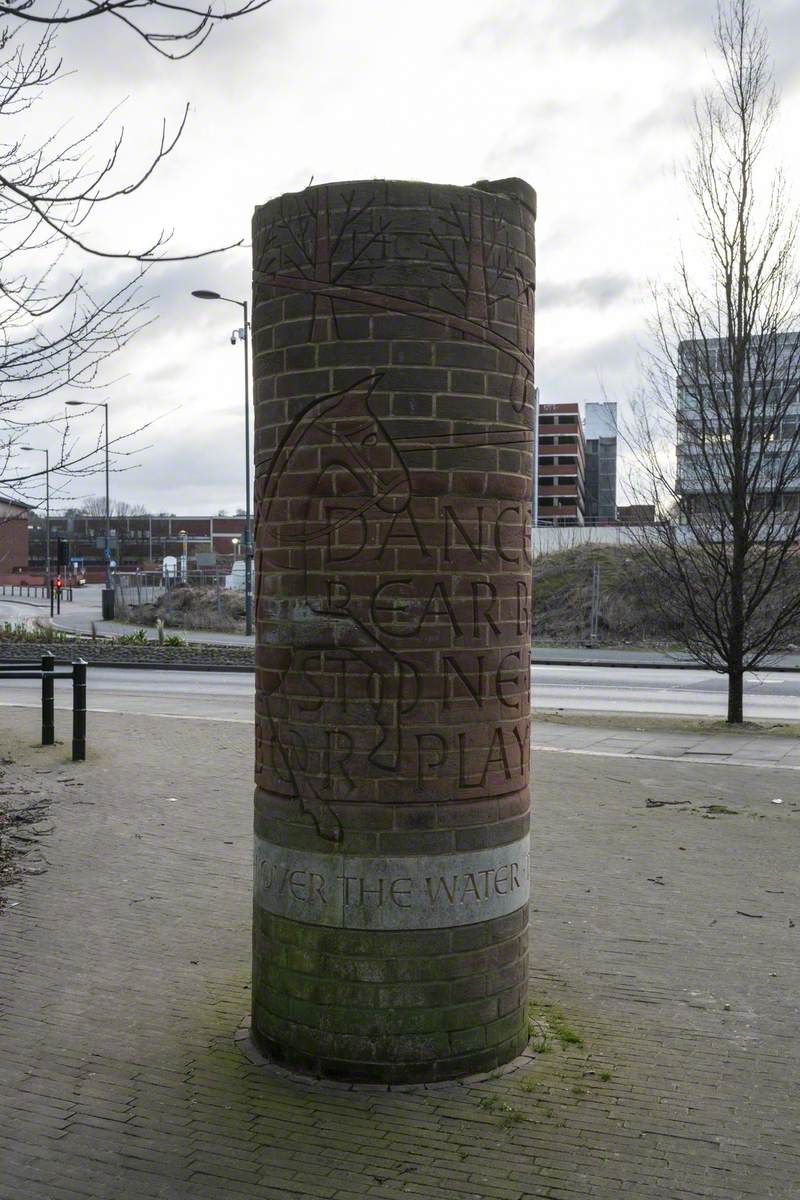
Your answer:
0,708 -> 798,1199
535,719 -> 800,771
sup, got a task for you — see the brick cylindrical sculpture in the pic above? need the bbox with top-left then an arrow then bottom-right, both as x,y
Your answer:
251,178 -> 535,1083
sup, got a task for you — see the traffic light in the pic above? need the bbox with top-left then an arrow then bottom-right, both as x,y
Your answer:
54,576 -> 63,591
57,538 -> 70,568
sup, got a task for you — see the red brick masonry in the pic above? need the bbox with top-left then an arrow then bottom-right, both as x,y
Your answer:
251,177 -> 536,1082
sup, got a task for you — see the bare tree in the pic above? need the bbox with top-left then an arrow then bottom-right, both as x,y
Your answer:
64,496 -> 148,517
0,0 -> 267,507
627,0 -> 800,723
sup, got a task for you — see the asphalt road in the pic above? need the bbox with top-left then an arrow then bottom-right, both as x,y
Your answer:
0,664 -> 798,723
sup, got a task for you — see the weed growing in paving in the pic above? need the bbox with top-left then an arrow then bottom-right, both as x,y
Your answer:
477,1095 -> 527,1126
527,1000 -> 584,1052
497,1102 -> 526,1126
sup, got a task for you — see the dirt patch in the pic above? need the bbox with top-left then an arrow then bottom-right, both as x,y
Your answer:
533,544 -> 800,650
122,584 -> 246,633
0,745 -> 53,912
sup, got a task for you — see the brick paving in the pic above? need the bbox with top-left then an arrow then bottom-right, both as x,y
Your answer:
0,708 -> 798,1199
536,719 -> 800,771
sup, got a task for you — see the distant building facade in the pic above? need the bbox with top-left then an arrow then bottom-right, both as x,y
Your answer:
677,334 -> 800,519
583,401 -> 617,523
0,496 -> 31,573
616,504 -> 656,526
28,513 -> 248,574
535,402 -> 586,525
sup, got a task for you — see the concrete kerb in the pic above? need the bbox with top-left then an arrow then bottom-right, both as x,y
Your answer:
234,1016 -> 537,1092
533,654 -> 800,672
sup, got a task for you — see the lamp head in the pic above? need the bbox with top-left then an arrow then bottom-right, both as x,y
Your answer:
191,290 -> 221,300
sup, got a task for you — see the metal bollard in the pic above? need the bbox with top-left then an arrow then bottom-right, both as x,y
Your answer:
41,653 -> 55,746
71,659 -> 87,762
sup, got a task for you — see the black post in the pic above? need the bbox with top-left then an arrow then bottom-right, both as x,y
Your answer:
72,659 -> 87,762
41,653 -> 55,746
56,590 -> 62,616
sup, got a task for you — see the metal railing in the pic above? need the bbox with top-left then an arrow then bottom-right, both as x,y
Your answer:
0,653 -> 87,761
0,583 -> 74,600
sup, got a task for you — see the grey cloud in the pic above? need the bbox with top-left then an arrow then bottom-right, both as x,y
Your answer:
537,328 -> 641,407
481,98 -> 572,172
120,415 -> 247,511
629,90 -> 695,139
459,1 -> 545,52
538,273 -> 634,310
572,0 -> 710,48
573,0 -> 800,83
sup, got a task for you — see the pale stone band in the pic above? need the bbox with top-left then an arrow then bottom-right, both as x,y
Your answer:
253,834 -> 531,930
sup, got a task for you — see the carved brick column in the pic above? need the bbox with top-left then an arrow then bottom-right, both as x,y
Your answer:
251,178 -> 535,1083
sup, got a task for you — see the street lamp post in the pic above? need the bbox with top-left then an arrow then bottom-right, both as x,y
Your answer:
177,529 -> 188,582
191,289 -> 253,637
21,446 -> 51,614
65,400 -> 111,588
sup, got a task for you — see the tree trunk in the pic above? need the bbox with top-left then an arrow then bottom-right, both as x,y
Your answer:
727,668 -> 744,723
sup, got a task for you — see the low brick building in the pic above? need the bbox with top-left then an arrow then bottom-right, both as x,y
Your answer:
536,402 -> 586,524
0,496 -> 31,573
28,513 -> 248,572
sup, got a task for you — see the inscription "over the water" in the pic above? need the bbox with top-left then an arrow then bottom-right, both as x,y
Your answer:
253,836 -> 531,930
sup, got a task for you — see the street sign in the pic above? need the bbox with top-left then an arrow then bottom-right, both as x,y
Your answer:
109,560 -> 117,569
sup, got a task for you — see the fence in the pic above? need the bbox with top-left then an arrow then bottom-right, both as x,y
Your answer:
0,583 -> 74,601
0,653 -> 87,761
113,572 -> 168,609
113,568 -> 235,607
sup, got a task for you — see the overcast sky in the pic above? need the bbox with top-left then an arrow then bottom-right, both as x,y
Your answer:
17,0 -> 800,514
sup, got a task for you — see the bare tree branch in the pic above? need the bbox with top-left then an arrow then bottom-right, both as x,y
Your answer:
0,0 -> 272,61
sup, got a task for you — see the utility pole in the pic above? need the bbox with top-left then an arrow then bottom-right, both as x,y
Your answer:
191,289 -> 254,636
588,563 -> 601,645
